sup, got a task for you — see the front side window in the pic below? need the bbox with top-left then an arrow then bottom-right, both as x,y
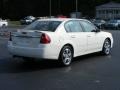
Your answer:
65,20 -> 83,32
24,21 -> 62,32
80,20 -> 96,32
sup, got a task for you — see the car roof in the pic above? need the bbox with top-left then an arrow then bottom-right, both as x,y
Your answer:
37,18 -> 88,22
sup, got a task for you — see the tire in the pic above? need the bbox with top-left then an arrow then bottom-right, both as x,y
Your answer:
102,39 -> 111,55
59,45 -> 73,66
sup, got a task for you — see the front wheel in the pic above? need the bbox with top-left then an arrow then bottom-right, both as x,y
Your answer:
59,46 -> 73,66
102,39 -> 111,55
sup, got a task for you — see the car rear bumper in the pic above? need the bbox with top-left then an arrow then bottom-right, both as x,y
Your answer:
8,42 -> 59,60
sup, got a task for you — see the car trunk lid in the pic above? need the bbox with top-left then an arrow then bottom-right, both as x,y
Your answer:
11,30 -> 43,47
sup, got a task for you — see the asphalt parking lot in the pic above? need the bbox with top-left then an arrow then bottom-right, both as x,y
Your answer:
0,27 -> 120,90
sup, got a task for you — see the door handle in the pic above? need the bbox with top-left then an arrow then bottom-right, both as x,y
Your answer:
87,36 -> 91,37
71,35 -> 76,38
87,35 -> 92,37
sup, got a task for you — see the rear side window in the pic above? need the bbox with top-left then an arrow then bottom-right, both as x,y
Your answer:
24,21 -> 62,32
65,20 -> 83,32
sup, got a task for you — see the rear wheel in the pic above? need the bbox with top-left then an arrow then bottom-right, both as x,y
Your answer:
59,46 -> 73,66
102,39 -> 111,55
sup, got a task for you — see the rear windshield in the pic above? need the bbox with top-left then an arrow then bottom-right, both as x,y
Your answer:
24,20 -> 62,32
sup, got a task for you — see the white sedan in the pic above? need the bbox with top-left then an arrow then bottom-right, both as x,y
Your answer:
8,18 -> 113,66
0,19 -> 8,27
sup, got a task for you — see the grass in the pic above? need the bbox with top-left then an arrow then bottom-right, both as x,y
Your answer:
8,21 -> 21,26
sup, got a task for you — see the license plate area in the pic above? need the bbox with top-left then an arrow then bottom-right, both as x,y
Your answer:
12,37 -> 39,47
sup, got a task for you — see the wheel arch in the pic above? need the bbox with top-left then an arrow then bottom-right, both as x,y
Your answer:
104,37 -> 112,48
59,43 -> 74,57
106,37 -> 111,45
101,37 -> 112,55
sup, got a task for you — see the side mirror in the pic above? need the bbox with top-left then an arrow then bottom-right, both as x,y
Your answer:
96,28 -> 101,32
91,29 -> 97,32
91,29 -> 100,32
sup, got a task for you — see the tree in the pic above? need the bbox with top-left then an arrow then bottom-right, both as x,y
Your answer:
1,0 -> 120,20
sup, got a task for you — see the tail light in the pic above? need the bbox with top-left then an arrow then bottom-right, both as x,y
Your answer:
40,33 -> 51,44
9,32 -> 12,41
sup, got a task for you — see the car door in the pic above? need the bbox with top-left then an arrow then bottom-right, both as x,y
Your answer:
64,20 -> 87,56
80,20 -> 99,52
